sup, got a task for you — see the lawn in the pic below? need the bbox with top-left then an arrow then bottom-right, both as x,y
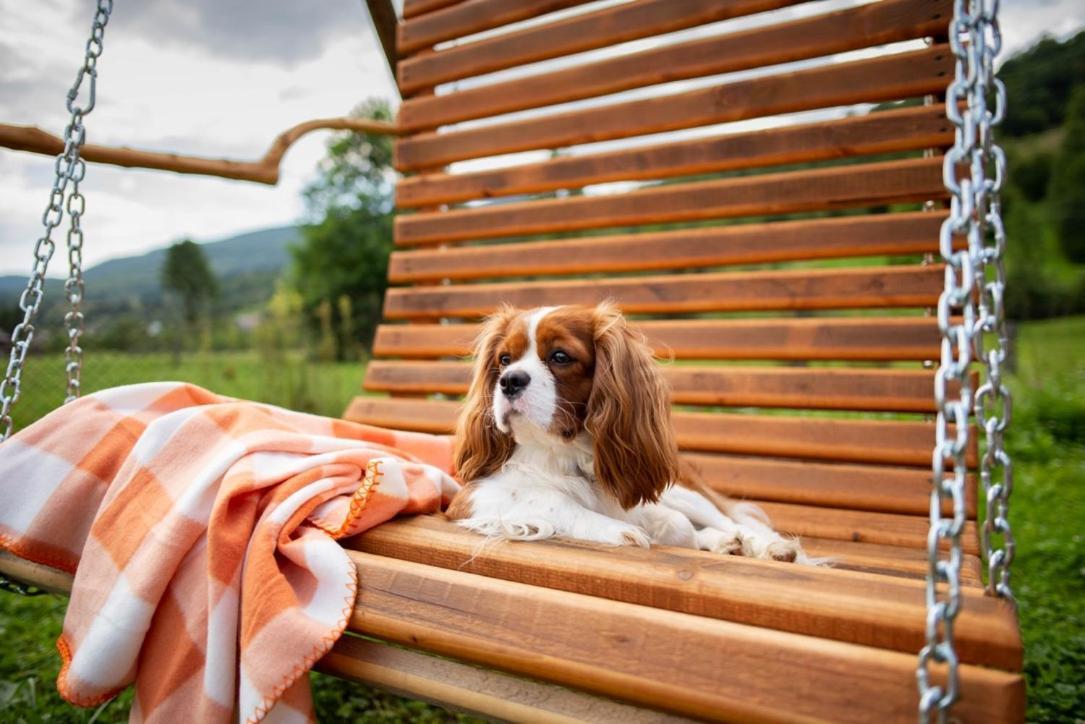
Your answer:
1,317 -> 1083,721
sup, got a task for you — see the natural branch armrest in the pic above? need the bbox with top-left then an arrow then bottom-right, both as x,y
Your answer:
0,550 -> 73,594
0,117 -> 401,185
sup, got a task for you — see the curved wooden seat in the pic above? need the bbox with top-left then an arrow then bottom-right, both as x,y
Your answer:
351,0 -> 1024,719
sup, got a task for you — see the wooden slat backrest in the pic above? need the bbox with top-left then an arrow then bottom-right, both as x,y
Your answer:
348,0 -> 972,538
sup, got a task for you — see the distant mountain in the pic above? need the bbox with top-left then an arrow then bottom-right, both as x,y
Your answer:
0,225 -> 299,307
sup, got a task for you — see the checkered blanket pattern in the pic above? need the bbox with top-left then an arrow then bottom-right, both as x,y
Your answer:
0,382 -> 458,722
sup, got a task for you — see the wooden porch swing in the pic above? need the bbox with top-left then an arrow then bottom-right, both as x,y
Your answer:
0,0 -> 1025,721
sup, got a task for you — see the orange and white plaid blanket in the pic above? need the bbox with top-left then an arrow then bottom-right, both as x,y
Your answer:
0,382 -> 458,722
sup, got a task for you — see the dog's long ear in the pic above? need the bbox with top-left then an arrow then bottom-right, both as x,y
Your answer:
587,303 -> 679,509
454,307 -> 517,482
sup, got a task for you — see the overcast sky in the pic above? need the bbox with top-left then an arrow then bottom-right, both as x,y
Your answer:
0,0 -> 1081,276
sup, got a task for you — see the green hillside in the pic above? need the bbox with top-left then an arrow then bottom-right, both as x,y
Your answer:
0,225 -> 300,334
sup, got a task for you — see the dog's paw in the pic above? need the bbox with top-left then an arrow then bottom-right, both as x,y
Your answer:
765,538 -> 801,563
695,527 -> 744,556
589,521 -> 651,548
458,517 -> 555,541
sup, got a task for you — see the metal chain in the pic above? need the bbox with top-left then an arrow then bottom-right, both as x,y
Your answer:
970,0 -> 1015,604
918,0 -> 1009,719
0,0 -> 112,441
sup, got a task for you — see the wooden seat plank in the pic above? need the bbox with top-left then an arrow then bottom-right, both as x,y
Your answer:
396,160 -> 944,247
384,265 -> 943,320
686,452 -> 977,517
399,0 -> 950,131
395,158 -> 945,246
759,501 -> 980,553
391,213 -> 944,282
319,635 -> 695,723
394,45 -> 951,171
799,537 -> 983,584
372,317 -> 943,361
342,396 -> 973,467
397,0 -> 806,95
365,360 -> 943,413
345,516 -> 1018,668
398,0 -> 593,56
346,552 -> 1025,722
396,105 -> 952,208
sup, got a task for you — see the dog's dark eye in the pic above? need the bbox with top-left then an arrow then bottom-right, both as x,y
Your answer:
498,354 -> 512,367
550,350 -> 573,365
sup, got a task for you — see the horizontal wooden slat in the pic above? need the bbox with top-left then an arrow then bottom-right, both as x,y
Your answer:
320,635 -> 694,723
397,158 -> 944,247
385,265 -> 942,320
373,317 -> 944,361
687,452 -> 977,517
398,0 -> 592,56
400,0 -> 951,130
395,44 -> 952,171
347,552 -> 1024,722
759,501 -> 979,554
348,516 -> 1015,667
391,213 -> 944,283
799,537 -> 982,584
342,396 -> 975,466
365,360 -> 944,412
397,105 -> 953,208
397,0 -> 805,95
403,0 -> 465,20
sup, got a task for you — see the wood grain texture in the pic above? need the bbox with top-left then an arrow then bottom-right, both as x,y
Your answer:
346,552 -> 1025,722
390,213 -> 945,282
372,317 -> 944,361
395,158 -> 945,246
757,501 -> 980,554
398,0 -> 952,130
799,537 -> 983,584
397,0 -> 806,94
319,635 -> 691,723
397,0 -> 593,55
383,265 -> 943,320
346,516 -> 1017,667
394,45 -> 952,170
365,360 -> 945,412
342,396 -> 975,467
396,105 -> 953,207
685,452 -> 977,517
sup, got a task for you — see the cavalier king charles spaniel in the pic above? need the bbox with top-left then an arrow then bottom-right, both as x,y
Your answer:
447,303 -> 807,563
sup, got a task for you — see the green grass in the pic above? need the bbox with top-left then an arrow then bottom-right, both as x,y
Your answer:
9,350 -> 368,430
2,318 -> 1084,721
1006,317 -> 1085,722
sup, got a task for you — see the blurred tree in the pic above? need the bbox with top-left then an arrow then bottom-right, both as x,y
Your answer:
1049,86 -> 1085,263
161,239 -> 219,323
1009,149 -> 1052,203
160,239 -> 219,360
291,99 -> 394,359
1000,31 -> 1085,137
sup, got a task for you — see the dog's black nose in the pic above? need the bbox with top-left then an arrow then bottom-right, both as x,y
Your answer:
499,370 -> 530,398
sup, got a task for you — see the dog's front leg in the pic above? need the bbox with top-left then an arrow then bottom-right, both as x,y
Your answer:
455,483 -> 651,548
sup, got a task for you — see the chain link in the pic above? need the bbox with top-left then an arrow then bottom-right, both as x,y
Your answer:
0,0 -> 112,441
918,0 -> 1011,719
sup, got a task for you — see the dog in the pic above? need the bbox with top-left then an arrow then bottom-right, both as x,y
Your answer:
446,303 -> 806,563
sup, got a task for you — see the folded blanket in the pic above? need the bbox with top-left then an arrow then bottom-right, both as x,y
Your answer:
0,382 -> 458,722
